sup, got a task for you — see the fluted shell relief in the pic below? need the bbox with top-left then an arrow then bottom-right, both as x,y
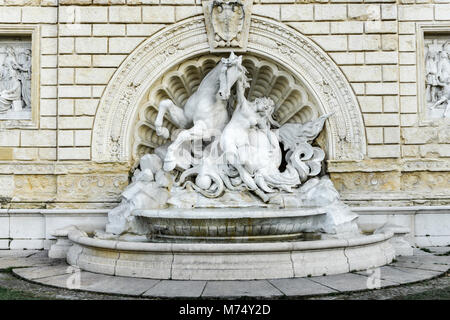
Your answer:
132,55 -> 320,162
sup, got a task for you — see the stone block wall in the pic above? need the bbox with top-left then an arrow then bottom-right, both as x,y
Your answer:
0,0 -> 448,210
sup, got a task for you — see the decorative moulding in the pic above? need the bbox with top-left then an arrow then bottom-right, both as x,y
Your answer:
0,24 -> 40,129
0,159 -> 447,175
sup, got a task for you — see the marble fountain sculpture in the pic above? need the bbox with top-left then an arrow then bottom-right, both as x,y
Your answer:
66,53 -> 395,280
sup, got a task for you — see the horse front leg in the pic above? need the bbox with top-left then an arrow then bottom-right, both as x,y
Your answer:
163,121 -> 208,172
155,99 -> 190,139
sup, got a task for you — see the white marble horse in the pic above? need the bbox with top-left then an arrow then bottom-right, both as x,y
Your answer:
219,72 -> 301,201
154,52 -> 245,171
219,67 -> 260,192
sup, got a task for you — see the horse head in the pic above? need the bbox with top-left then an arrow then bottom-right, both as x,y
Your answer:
218,52 -> 247,100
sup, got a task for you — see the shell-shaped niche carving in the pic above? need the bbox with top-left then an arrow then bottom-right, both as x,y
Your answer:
132,55 -> 320,162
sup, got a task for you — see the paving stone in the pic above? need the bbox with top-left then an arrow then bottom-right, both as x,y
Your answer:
413,248 -> 434,256
35,271 -> 113,290
143,280 -> 206,298
432,256 -> 450,264
202,280 -> 283,298
0,250 -> 39,258
308,272 -> 397,292
13,264 -> 71,280
85,276 -> 160,296
0,273 -> 10,280
5,250 -> 447,298
0,257 -> 53,269
269,278 -> 337,296
27,250 -> 51,259
423,247 -> 450,255
356,266 -> 441,285
0,250 -> 59,270
392,256 -> 450,273
407,253 -> 450,266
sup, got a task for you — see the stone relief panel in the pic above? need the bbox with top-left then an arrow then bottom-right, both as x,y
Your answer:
13,175 -> 57,202
330,172 -> 401,193
0,162 -> 132,208
0,37 -> 32,120
57,174 -> 129,202
401,171 -> 450,192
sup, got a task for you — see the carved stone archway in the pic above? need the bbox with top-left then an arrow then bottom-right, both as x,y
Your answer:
92,16 -> 366,163
132,54 -> 323,161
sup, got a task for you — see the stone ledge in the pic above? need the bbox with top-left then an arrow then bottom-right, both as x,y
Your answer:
1,204 -> 448,215
0,161 -> 130,174
64,229 -> 395,280
1,159 -> 447,174
327,159 -> 450,172
68,229 -> 393,253
354,205 -> 450,215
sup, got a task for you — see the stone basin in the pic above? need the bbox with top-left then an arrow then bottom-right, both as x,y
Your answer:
66,228 -> 395,280
132,207 -> 327,241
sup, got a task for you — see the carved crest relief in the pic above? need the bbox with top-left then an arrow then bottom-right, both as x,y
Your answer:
203,0 -> 253,52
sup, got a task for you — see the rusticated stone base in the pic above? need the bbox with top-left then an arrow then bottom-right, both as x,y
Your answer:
1,160 -> 448,209
328,159 -> 450,206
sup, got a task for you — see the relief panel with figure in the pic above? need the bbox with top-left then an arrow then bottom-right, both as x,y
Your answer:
0,37 -> 32,120
425,38 -> 450,119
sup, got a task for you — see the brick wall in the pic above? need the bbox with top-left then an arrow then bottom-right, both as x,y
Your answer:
0,1 -> 58,162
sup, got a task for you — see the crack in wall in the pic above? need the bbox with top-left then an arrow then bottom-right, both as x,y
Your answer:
289,250 -> 295,278
113,241 -> 119,276
343,241 -> 351,273
113,253 -> 120,277
74,246 -> 82,266
169,245 -> 174,280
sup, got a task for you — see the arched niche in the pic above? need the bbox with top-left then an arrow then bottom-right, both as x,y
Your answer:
92,16 -> 366,164
132,54 -> 322,162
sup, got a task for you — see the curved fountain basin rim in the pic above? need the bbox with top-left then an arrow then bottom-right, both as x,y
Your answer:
132,207 -> 327,219
68,229 -> 394,253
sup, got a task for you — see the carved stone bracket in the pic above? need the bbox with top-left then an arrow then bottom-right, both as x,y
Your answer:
203,0 -> 253,52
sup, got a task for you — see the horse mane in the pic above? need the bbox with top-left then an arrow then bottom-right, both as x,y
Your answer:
199,56 -> 250,93
198,61 -> 223,90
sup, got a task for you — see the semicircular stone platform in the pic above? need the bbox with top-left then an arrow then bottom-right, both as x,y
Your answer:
3,248 -> 449,299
